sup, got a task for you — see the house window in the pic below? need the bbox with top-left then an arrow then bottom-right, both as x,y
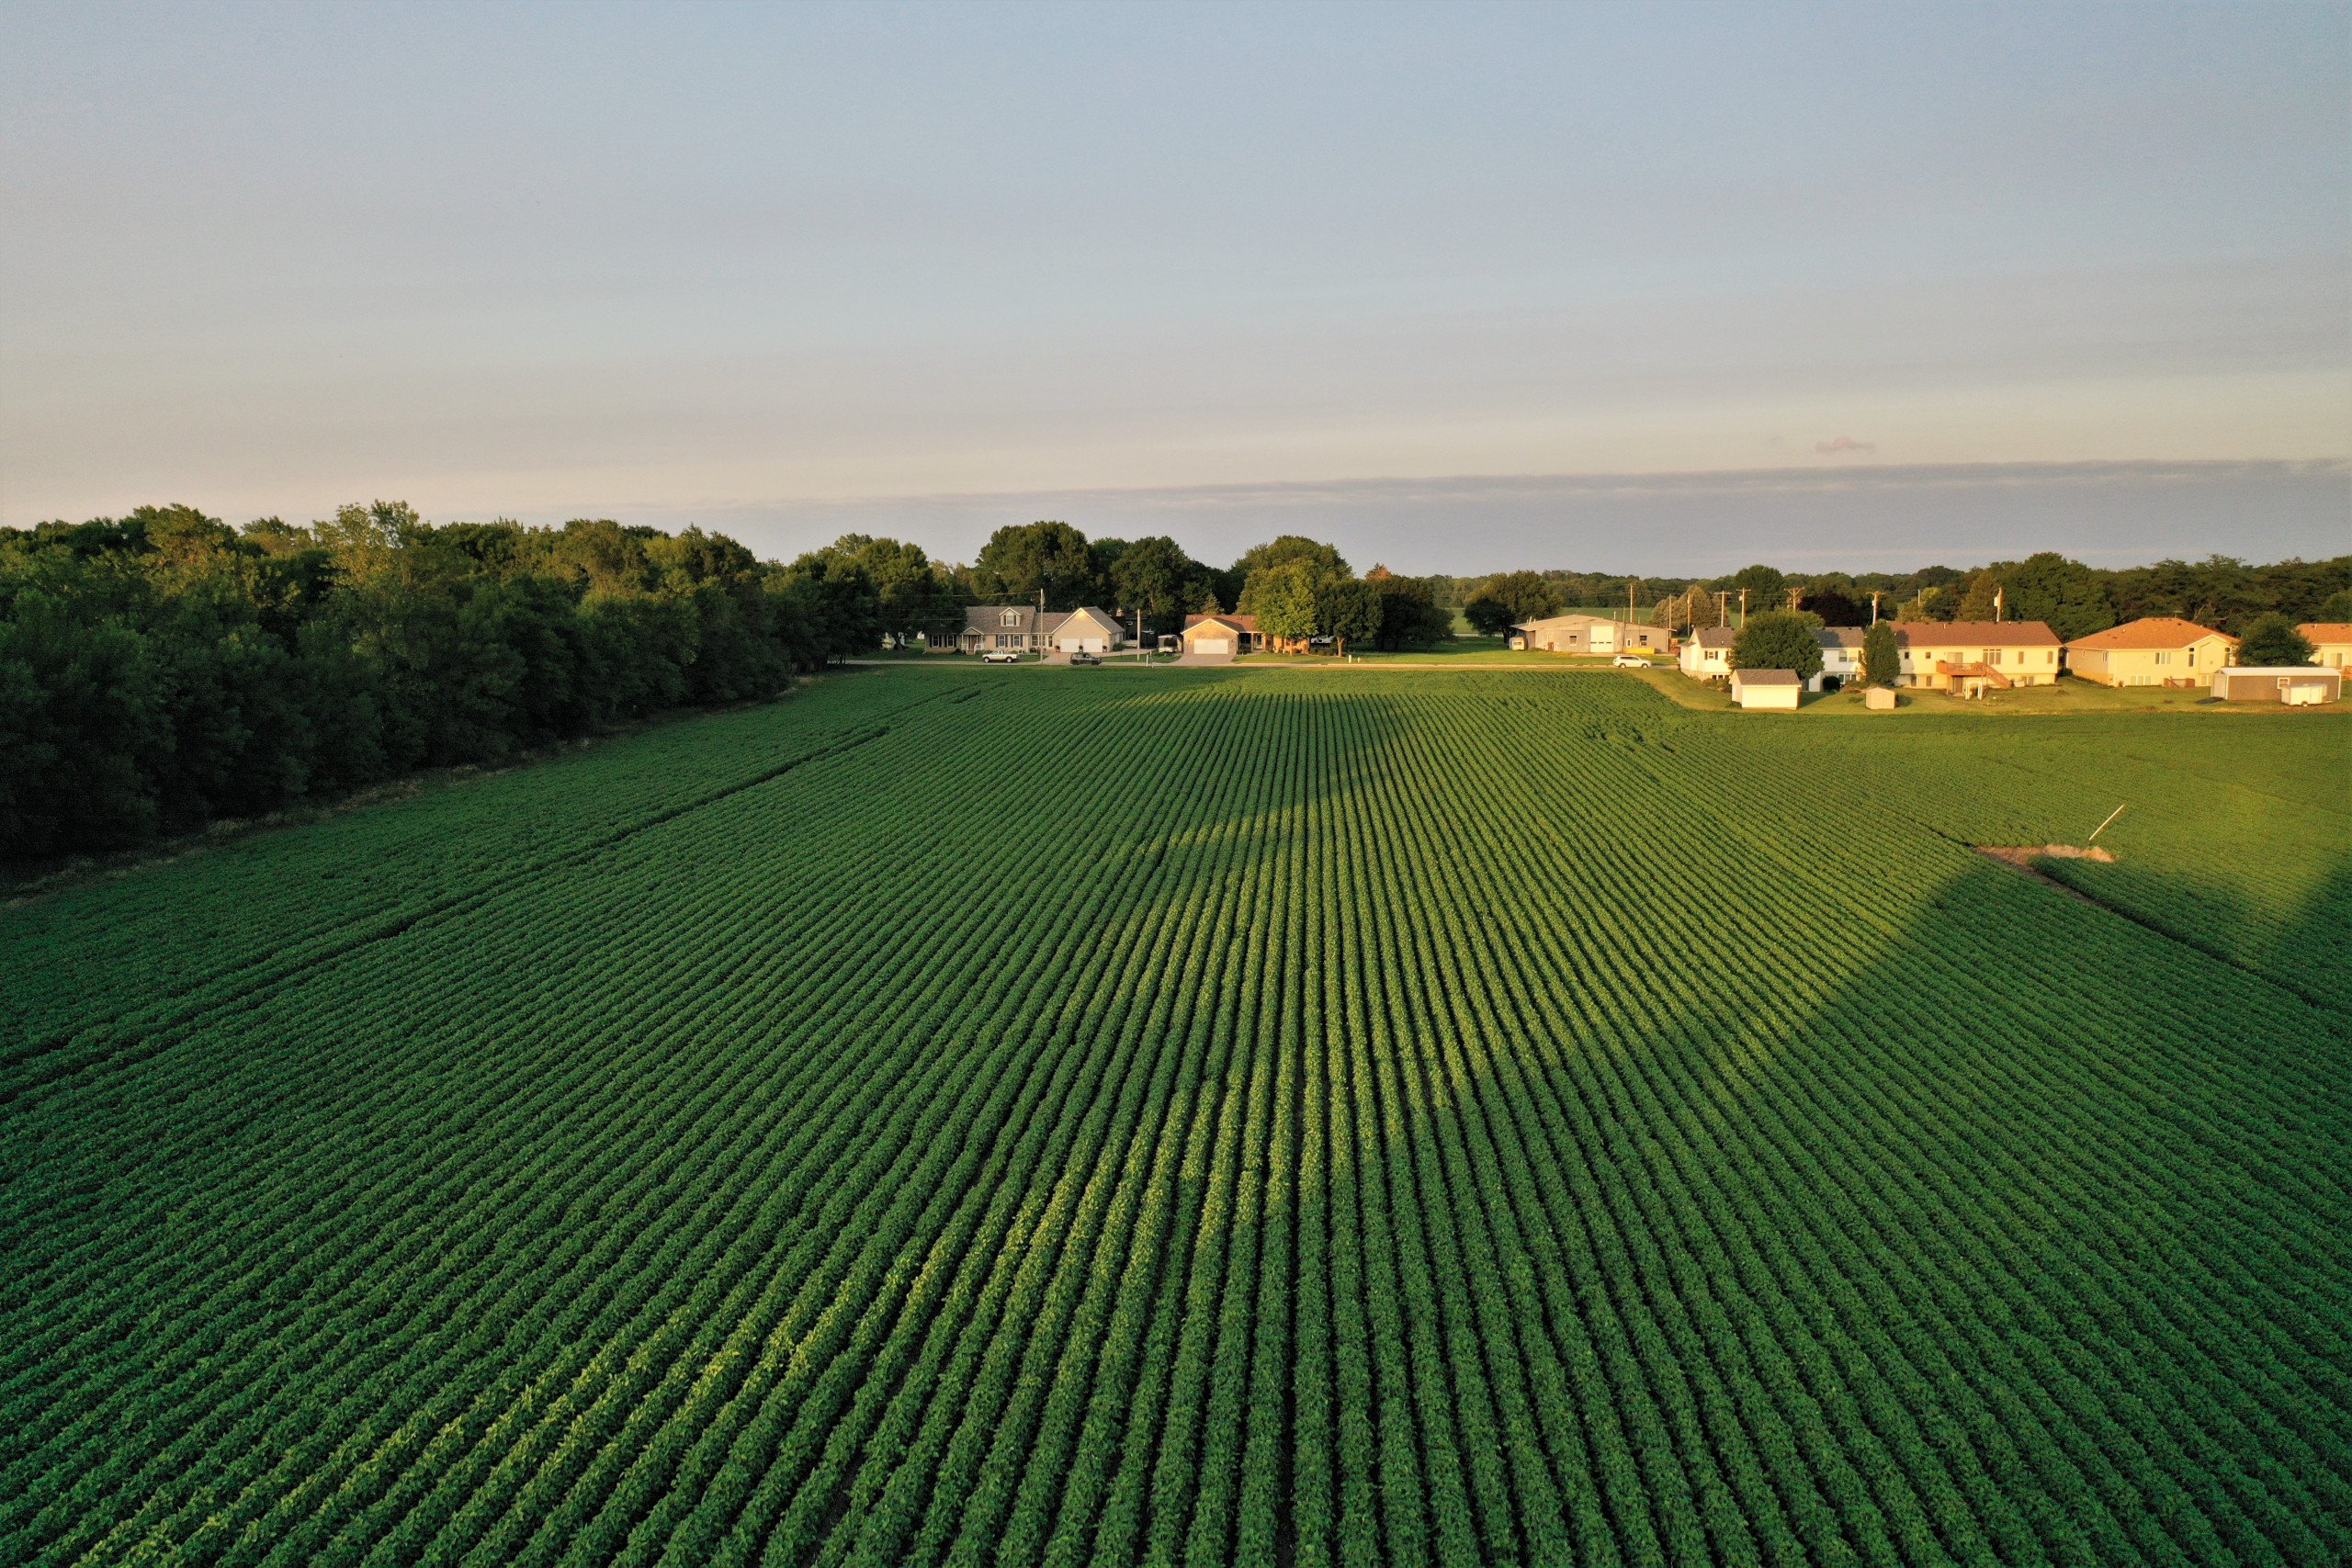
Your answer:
2154,650 -> 2172,666
1000,611 -> 1020,627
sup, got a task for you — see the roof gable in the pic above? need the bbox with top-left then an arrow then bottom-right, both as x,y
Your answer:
2299,622 -> 2352,643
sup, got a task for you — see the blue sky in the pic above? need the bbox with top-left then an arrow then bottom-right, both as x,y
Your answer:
5,0 -> 2346,572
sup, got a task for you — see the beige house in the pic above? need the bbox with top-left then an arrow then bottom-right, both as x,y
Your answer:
1181,614 -> 1259,656
1729,669 -> 1802,709
2064,616 -> 2236,687
1889,620 -> 2060,694
1513,614 -> 1673,654
1051,607 -> 1126,653
2299,623 -> 2352,671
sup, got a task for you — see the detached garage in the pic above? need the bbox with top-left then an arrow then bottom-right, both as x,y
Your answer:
2211,667 -> 2342,705
1729,669 -> 1803,710
1052,607 -> 1125,654
1181,613 -> 1258,657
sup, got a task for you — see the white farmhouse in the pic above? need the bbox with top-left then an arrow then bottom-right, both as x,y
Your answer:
1812,627 -> 1866,692
1678,626 -> 1736,681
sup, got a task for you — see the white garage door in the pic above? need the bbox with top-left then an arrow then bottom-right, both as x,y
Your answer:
1193,637 -> 1231,656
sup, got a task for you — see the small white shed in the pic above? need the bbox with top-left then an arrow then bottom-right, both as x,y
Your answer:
1729,669 -> 1803,710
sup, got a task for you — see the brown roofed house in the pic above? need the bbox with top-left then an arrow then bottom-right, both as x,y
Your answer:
2064,617 -> 2236,688
1181,614 -> 1259,657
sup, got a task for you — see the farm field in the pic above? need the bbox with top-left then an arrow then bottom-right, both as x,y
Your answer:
4,666 -> 2346,1566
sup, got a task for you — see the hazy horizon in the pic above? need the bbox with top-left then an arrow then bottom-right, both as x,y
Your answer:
7,1 -> 2346,567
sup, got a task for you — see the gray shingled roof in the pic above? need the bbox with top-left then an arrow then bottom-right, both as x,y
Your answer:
1692,626 -> 1736,649
1731,668 -> 1802,685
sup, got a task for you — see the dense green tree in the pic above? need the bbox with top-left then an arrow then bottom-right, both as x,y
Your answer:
1244,562 -> 1323,650
2315,588 -> 2352,623
814,535 -> 963,642
1799,586 -> 1866,626
1472,570 -> 1559,626
1315,578 -> 1383,655
2234,614 -> 2315,667
1719,564 -> 1789,616
1731,609 -> 1824,680
1861,620 -> 1902,687
972,520 -> 1098,609
1956,552 -> 2115,639
1462,595 -> 1515,638
1232,535 -> 1347,581
1363,571 -> 1453,649
1106,536 -> 1210,630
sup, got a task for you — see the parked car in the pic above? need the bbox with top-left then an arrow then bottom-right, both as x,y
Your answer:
981,650 -> 1021,664
1611,653 -> 1647,668
1069,651 -> 1102,665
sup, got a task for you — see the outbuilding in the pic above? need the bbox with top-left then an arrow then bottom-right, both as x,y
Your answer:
1513,614 -> 1673,655
1729,669 -> 1803,710
2211,666 -> 2341,705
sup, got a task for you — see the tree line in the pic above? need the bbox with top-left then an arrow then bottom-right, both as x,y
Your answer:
1456,552 -> 2352,642
952,522 -> 1452,651
0,504 -> 933,863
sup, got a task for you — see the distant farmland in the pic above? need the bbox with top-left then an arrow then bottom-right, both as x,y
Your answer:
4,668 -> 2345,1566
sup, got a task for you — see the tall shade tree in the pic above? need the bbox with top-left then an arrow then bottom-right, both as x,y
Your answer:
1107,536 -> 1209,630
1957,552 -> 2116,640
1719,563 -> 1788,617
1315,577 -> 1383,655
1862,620 -> 1900,691
1245,562 -> 1323,651
972,520 -> 1098,610
1473,570 -> 1560,626
1731,609 -> 1824,680
818,535 -> 963,641
2234,614 -> 2316,667
1861,621 -> 1902,687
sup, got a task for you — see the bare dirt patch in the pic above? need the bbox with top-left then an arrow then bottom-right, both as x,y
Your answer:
1974,844 -> 2115,902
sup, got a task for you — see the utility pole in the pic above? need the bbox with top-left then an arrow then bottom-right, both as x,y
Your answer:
1738,588 -> 1748,627
1870,590 -> 1883,626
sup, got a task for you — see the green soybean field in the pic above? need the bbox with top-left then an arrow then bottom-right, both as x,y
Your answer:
4,666 -> 2346,1567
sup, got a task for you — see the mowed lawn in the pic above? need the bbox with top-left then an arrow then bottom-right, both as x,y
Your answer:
4,667 -> 2346,1567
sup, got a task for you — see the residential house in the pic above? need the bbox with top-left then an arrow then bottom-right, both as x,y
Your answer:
2211,667 -> 2341,705
959,604 -> 1066,654
1051,607 -> 1126,653
1812,627 -> 1867,692
1513,613 -> 1674,655
2063,617 -> 2236,687
1729,669 -> 1802,709
1888,620 -> 2061,694
1181,614 -> 1259,656
2298,623 -> 2352,671
1678,626 -> 1736,681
